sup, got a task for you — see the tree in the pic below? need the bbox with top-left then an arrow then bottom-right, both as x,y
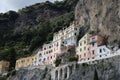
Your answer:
0,48 -> 17,70
54,59 -> 61,67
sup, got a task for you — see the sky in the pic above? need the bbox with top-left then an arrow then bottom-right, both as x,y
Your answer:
0,0 -> 62,13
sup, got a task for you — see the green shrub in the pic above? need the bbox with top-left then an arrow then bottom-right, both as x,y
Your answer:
54,59 -> 61,67
68,57 -> 78,62
11,70 -> 16,76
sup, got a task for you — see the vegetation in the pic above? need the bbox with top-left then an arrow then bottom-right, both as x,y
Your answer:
68,56 -> 78,62
54,59 -> 61,67
0,48 -> 16,70
0,0 -> 78,70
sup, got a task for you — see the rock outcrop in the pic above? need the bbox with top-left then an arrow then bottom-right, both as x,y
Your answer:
7,68 -> 51,80
75,0 -> 120,47
8,56 -> 120,80
68,56 -> 120,80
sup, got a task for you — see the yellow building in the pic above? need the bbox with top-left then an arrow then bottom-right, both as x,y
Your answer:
76,33 -> 91,61
0,61 -> 10,74
15,54 -> 37,70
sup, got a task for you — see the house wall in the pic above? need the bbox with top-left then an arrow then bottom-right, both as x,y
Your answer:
0,61 -> 10,74
15,55 -> 37,70
76,33 -> 91,61
89,35 -> 105,60
96,45 -> 111,59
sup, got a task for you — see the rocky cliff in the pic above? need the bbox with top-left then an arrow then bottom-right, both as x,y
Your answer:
68,56 -> 120,80
7,56 -> 120,80
7,68 -> 51,80
75,0 -> 120,47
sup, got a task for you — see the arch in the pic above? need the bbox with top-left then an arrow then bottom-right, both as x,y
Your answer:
67,66 -> 72,76
69,66 -> 72,75
59,68 -> 63,78
55,70 -> 58,80
64,67 -> 67,79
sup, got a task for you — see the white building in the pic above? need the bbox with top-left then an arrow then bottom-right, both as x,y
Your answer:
96,45 -> 111,59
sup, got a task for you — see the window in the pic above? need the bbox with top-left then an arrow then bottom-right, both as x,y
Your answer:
43,58 -> 46,61
80,42 -> 82,46
92,50 -> 94,55
39,59 -> 41,62
49,46 -> 51,48
80,48 -> 82,52
39,53 -> 41,57
92,43 -> 95,47
84,53 -> 86,56
84,41 -> 86,44
44,48 -> 46,50
84,47 -> 86,50
74,33 -> 77,36
100,49 -> 102,53
88,48 -> 89,50
100,55 -> 102,57
84,36 -> 86,39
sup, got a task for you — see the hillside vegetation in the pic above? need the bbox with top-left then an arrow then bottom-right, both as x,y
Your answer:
0,0 -> 79,70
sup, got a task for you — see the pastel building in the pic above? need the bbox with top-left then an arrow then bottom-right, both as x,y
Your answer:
0,61 -> 10,74
15,54 -> 37,70
89,35 -> 105,60
37,22 -> 80,66
76,33 -> 111,62
76,33 -> 91,61
53,22 -> 80,47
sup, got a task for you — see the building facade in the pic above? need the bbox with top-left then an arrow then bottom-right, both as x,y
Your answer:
76,33 -> 91,61
15,55 -> 37,70
36,22 -> 80,66
0,61 -> 10,74
96,45 -> 111,59
77,34 -> 111,63
89,35 -> 105,60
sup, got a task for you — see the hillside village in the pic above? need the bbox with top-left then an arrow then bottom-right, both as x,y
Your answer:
1,18 -> 120,76
15,19 -> 120,70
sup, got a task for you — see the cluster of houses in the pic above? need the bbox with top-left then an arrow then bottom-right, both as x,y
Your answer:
15,21 -> 80,70
14,21 -> 113,70
0,21 -> 119,74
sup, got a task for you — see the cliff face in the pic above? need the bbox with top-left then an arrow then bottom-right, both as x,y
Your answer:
7,68 -> 51,80
8,56 -> 120,80
75,0 -> 120,47
68,56 -> 120,80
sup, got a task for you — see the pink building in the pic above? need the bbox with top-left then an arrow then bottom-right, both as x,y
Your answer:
76,34 -> 105,62
37,21 -> 80,66
89,35 -> 104,60
38,39 -> 67,66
